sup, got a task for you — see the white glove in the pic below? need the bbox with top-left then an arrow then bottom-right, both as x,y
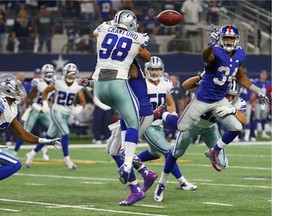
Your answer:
256,90 -> 270,105
42,100 -> 50,113
32,103 -> 43,112
38,138 -> 62,149
70,105 -> 83,115
215,106 -> 236,118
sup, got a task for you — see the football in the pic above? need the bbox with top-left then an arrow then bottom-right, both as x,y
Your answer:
218,148 -> 229,169
156,10 -> 183,26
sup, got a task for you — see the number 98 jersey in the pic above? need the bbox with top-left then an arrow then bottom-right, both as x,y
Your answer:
93,22 -> 149,81
51,75 -> 83,115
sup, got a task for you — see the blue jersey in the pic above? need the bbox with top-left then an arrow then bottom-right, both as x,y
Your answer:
128,59 -> 153,117
240,87 -> 252,102
196,46 -> 246,103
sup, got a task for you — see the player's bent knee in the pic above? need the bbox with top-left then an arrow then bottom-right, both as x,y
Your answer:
234,121 -> 243,131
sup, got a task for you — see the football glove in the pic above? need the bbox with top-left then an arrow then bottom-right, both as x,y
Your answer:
38,138 -> 62,149
32,103 -> 43,112
215,106 -> 236,118
207,24 -> 219,47
42,100 -> 50,113
257,91 -> 270,105
70,105 -> 83,115
77,77 -> 90,87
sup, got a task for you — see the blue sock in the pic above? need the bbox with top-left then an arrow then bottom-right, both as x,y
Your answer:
261,119 -> 266,131
137,150 -> 160,162
14,137 -> 24,152
61,135 -> 69,157
222,131 -> 241,144
163,153 -> 177,174
0,161 -> 22,181
164,153 -> 182,178
165,114 -> 179,130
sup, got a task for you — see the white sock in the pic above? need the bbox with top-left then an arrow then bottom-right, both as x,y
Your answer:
244,129 -> 250,140
124,142 -> 137,169
29,150 -> 37,157
158,171 -> 169,186
177,176 -> 186,184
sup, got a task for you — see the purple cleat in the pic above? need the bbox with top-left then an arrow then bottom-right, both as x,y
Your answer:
139,167 -> 158,192
119,184 -> 146,206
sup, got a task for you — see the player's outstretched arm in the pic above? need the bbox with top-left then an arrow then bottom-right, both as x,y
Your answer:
182,75 -> 202,92
10,118 -> 61,149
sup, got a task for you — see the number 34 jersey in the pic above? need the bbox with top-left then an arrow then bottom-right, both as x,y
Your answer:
92,22 -> 149,81
51,75 -> 83,115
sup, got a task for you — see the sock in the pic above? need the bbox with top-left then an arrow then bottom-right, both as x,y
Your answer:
177,176 -> 187,185
61,134 -> 69,157
163,112 -> 178,130
221,131 -> 241,145
14,137 -> 24,152
163,153 -> 177,174
138,166 -> 149,178
137,149 -> 160,162
124,142 -> 137,169
171,162 -> 182,179
158,171 -> 169,186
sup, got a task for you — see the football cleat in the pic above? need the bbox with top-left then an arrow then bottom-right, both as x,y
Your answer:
119,184 -> 146,206
118,164 -> 131,184
64,158 -> 77,170
42,152 -> 49,161
154,183 -> 165,202
142,169 -> 158,192
180,181 -> 198,191
153,105 -> 165,120
25,152 -> 34,168
204,148 -> 222,171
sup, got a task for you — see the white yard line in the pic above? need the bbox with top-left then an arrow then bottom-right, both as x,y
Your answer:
0,208 -> 20,212
203,202 -> 234,206
0,198 -> 169,216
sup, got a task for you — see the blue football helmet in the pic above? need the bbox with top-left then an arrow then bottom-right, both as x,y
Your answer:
114,10 -> 139,32
218,24 -> 240,52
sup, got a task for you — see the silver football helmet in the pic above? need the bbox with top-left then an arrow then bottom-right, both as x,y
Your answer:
114,10 -> 138,32
145,56 -> 164,82
226,78 -> 240,103
0,74 -> 26,100
63,63 -> 78,83
41,64 -> 55,83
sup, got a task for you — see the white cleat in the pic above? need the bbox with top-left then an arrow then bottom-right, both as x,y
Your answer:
64,158 -> 77,170
180,181 -> 198,191
42,152 -> 49,161
261,133 -> 271,140
154,183 -> 165,202
26,153 -> 34,168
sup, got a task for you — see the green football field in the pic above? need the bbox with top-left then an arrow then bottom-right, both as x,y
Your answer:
1,142 -> 271,216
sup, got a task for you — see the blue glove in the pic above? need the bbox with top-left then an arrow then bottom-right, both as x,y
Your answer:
207,24 -> 219,47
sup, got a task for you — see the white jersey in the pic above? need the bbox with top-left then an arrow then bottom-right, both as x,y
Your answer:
146,76 -> 173,126
51,75 -> 83,115
92,22 -> 149,81
31,78 -> 54,105
196,96 -> 247,128
0,97 -> 18,130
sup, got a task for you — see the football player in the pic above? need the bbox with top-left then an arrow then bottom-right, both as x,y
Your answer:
0,74 -> 61,181
14,64 -> 55,160
91,10 -> 151,183
25,63 -> 86,169
153,76 -> 247,202
160,24 -> 268,171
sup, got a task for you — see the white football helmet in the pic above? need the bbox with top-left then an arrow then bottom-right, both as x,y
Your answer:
41,64 -> 55,83
114,10 -> 138,32
0,74 -> 26,100
226,78 -> 240,103
145,56 -> 164,82
63,63 -> 78,84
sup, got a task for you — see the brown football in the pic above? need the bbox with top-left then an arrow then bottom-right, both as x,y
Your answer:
156,10 -> 183,26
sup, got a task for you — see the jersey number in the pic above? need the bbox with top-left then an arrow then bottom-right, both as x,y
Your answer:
147,93 -> 166,110
57,91 -> 76,106
213,66 -> 237,86
99,33 -> 132,62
